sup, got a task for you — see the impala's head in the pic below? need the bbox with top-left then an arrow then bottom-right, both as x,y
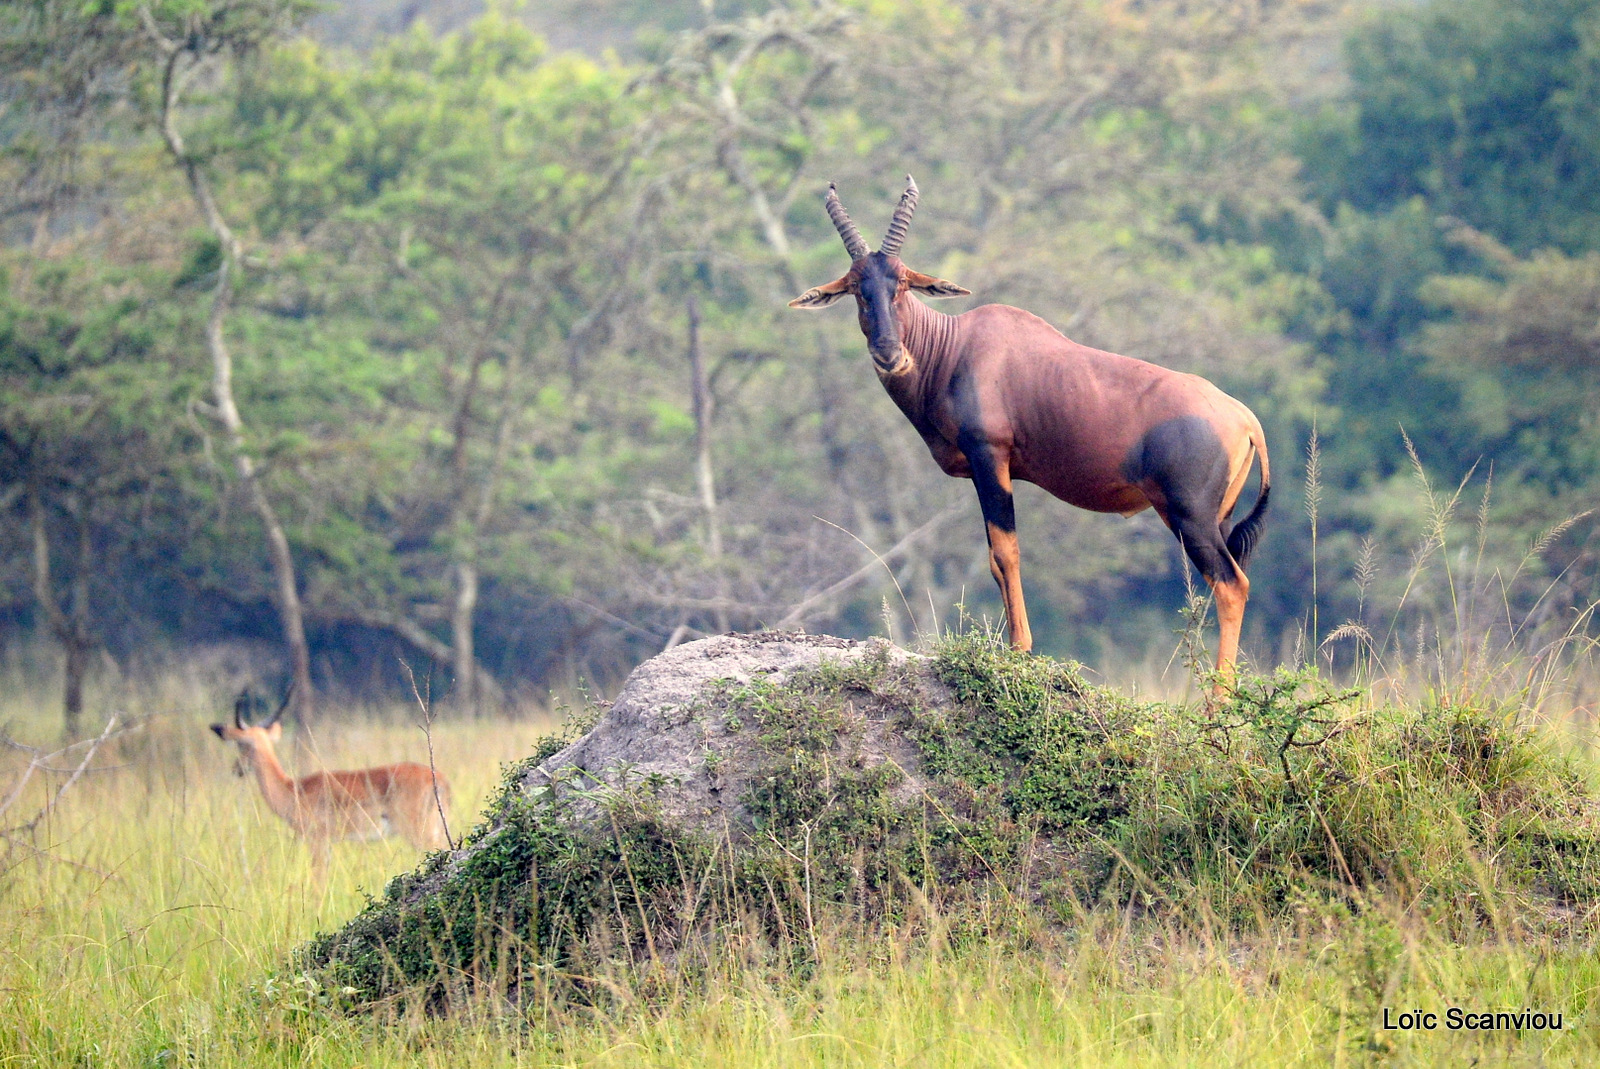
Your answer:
789,175 -> 970,375
210,687 -> 288,765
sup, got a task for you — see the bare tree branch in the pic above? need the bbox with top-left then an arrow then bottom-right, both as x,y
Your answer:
1,714 -> 142,880
321,606 -> 508,708
776,507 -> 963,629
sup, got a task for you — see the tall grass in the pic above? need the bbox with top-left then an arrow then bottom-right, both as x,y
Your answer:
0,653 -> 1593,1065
1,680 -> 1597,1066
0,666 -> 553,1065
1306,436 -> 1600,724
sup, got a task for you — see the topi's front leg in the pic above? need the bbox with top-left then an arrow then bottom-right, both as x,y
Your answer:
960,432 -> 1033,652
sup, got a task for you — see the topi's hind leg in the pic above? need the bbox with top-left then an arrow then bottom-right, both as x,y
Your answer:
960,432 -> 1033,652
1137,418 -> 1250,688
1210,567 -> 1250,683
1166,505 -> 1250,689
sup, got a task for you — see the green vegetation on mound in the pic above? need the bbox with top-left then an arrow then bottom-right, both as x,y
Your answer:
300,634 -> 1600,1012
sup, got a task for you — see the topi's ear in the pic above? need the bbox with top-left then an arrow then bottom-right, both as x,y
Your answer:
788,275 -> 854,309
905,270 -> 970,299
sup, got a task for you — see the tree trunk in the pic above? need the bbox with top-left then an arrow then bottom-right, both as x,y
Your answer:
60,633 -> 88,740
447,359 -> 522,713
30,491 -> 94,738
451,559 -> 479,711
63,503 -> 94,737
444,311 -> 528,713
208,257 -> 316,722
151,40 -> 315,723
686,297 -> 729,634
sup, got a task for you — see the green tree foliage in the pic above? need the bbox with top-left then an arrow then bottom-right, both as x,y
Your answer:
0,223 -> 202,733
1420,245 -> 1600,491
231,17 -> 648,702
1256,0 -> 1600,673
17,0 -> 1600,700
1299,0 -> 1600,255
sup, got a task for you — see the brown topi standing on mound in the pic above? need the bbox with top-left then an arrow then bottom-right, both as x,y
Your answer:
790,176 -> 1271,680
210,688 -> 451,870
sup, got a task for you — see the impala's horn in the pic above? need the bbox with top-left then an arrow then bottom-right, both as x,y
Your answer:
263,683 -> 293,728
233,690 -> 251,729
825,183 -> 871,261
879,174 -> 919,257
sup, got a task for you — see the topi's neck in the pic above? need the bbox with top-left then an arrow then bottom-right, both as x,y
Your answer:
896,292 -> 961,371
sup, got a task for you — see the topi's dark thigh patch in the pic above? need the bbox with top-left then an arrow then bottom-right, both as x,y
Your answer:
1123,416 -> 1240,583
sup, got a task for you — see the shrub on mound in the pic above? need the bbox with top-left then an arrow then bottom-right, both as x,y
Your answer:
299,631 -> 1600,1011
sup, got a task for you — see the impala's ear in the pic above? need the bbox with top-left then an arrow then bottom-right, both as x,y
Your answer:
266,721 -> 283,741
905,270 -> 970,298
788,275 -> 854,308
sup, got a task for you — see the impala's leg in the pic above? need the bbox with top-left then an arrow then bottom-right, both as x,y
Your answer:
406,788 -> 449,851
308,834 -> 330,878
960,432 -> 1032,652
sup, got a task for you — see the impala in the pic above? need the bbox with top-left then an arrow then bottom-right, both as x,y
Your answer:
210,689 -> 452,868
790,176 -> 1271,679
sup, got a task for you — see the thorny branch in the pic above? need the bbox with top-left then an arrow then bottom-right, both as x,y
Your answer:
1201,674 -> 1360,796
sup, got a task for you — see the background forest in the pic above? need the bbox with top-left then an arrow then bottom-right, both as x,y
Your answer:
6,0 -> 1600,729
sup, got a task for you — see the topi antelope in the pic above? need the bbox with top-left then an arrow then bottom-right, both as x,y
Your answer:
790,176 -> 1270,680
210,688 -> 452,869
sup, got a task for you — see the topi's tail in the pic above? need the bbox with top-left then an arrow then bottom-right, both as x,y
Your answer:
1225,421 -> 1271,567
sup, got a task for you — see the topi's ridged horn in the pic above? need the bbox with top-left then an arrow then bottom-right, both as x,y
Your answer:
879,174 -> 919,257
825,183 -> 871,261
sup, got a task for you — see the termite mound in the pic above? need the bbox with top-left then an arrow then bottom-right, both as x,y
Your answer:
300,631 -> 1600,1013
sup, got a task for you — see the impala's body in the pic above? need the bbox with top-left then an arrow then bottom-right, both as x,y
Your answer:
210,693 -> 451,868
792,178 -> 1270,679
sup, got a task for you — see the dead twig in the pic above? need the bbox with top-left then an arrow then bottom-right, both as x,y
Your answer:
400,659 -> 456,851
0,714 -> 139,880
776,507 -> 962,629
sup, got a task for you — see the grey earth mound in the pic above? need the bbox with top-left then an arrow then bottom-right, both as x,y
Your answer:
355,630 -> 957,919
302,629 -> 1600,1009
526,630 -> 942,828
